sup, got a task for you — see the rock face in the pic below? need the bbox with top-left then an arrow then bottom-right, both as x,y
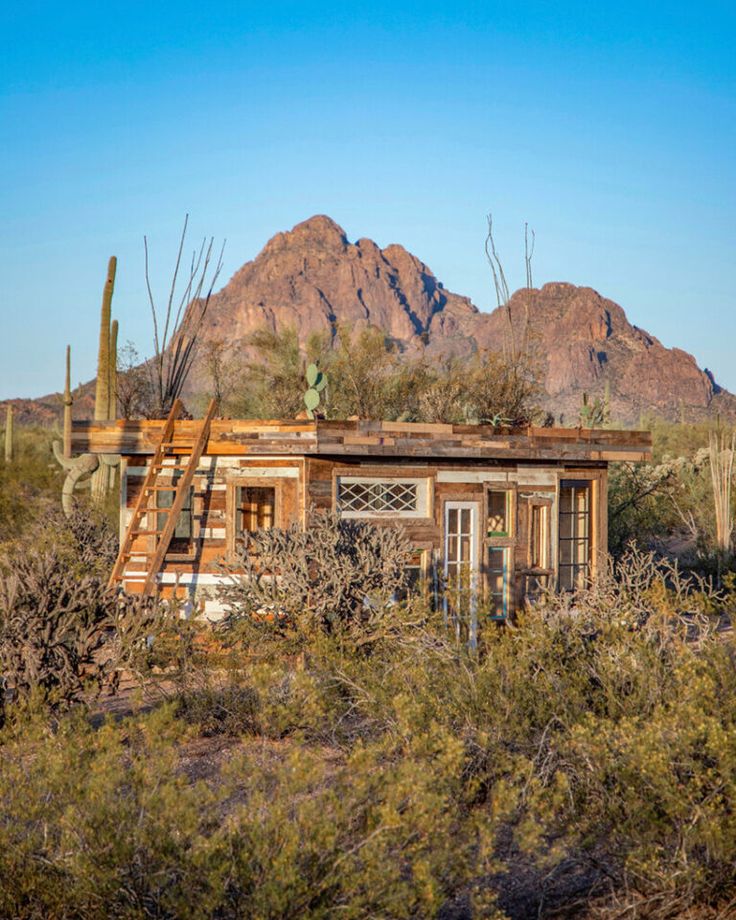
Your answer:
471,283 -> 726,424
193,215 -> 731,424
197,214 -> 480,354
6,215 -> 731,426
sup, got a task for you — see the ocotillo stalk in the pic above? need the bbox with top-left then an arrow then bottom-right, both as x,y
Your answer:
4,405 -> 13,463
91,256 -> 117,504
63,344 -> 73,459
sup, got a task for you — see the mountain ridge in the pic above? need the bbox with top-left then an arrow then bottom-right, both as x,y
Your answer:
5,215 -> 732,426
190,214 -> 730,424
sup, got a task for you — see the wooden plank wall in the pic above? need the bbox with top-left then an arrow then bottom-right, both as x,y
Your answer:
74,418 -> 652,463
121,457 -> 302,610
120,453 -> 610,619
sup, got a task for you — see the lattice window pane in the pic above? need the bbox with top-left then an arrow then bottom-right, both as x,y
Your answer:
338,479 -> 420,515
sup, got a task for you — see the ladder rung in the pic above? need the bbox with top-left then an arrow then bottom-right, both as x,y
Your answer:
108,397 -> 217,595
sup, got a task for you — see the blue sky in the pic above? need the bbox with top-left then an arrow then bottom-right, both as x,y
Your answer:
1,1 -> 734,400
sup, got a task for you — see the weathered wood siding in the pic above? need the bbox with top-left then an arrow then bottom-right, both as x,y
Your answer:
118,449 -> 611,620
75,418 -> 651,463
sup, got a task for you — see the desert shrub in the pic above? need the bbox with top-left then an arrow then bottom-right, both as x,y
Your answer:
26,499 -> 119,579
0,705 -> 227,919
218,509 -> 413,632
608,420 -> 736,570
0,702 -> 495,919
0,425 -> 63,540
5,546 -> 736,917
0,543 -> 163,717
510,634 -> 736,917
214,324 -> 542,426
207,551 -> 736,915
174,681 -> 260,737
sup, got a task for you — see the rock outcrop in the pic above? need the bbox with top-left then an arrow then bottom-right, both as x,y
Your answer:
193,215 -> 730,424
6,215 -> 732,426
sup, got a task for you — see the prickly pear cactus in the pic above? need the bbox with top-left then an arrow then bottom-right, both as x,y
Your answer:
303,363 -> 327,418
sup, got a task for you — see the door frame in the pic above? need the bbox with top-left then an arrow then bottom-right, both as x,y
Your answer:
443,499 -> 481,646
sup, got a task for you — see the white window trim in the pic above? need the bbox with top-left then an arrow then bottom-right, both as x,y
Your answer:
336,476 -> 431,519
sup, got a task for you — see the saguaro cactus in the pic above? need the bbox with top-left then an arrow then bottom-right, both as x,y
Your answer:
108,319 -> 119,420
91,256 -> 118,504
94,256 -> 117,423
106,319 -> 119,492
63,345 -> 73,460
4,404 -> 13,463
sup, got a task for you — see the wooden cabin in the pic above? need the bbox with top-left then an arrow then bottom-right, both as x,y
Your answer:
73,414 -> 652,620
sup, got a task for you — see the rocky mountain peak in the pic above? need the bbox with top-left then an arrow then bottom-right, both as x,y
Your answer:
262,214 -> 349,256
6,217 -> 732,426
193,217 -> 731,424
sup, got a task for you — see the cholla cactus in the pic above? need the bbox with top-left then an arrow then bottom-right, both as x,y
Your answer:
218,510 -> 412,629
0,545 -> 164,715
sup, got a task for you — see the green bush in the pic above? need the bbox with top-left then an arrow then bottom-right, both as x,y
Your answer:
0,425 -> 63,541
3,545 -> 736,917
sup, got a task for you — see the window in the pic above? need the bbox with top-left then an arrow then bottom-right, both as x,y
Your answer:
227,479 -> 284,559
559,480 -> 591,591
445,504 -> 477,588
485,488 -> 514,616
488,547 -> 510,618
444,502 -> 480,640
487,490 -> 511,537
397,549 -> 430,601
337,477 -> 429,518
156,482 -> 194,556
236,485 -> 276,535
529,502 -> 550,570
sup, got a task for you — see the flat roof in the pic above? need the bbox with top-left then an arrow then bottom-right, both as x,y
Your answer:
72,418 -> 652,463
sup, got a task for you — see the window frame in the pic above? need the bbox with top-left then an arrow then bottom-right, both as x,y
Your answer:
558,479 -> 593,591
149,474 -> 199,562
398,546 -> 432,600
528,498 -> 553,573
487,545 -> 511,619
483,486 -> 516,617
335,475 -> 431,519
226,478 -> 285,560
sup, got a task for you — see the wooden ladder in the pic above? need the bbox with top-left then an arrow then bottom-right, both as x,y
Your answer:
108,398 -> 218,595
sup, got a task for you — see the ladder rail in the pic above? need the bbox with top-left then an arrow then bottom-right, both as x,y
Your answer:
142,399 -> 218,594
107,399 -> 184,589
